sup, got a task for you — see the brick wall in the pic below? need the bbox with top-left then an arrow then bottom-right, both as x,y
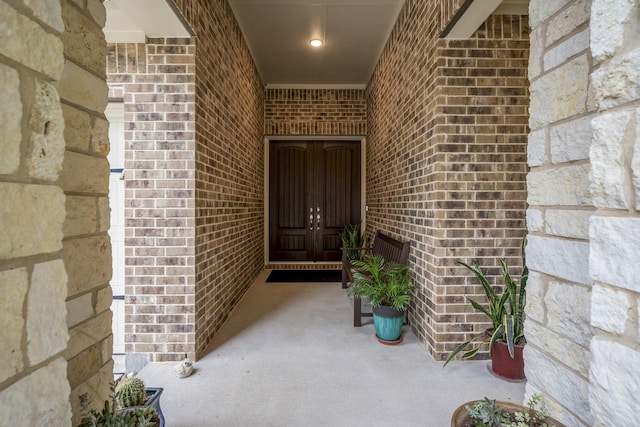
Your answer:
265,88 -> 366,135
367,1 -> 529,360
107,38 -> 197,362
173,0 -> 265,358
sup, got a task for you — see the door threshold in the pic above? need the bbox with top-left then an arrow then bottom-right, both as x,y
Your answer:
266,262 -> 341,270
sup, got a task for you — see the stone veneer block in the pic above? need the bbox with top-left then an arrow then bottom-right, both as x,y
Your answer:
526,208 -> 544,232
545,280 -> 592,346
66,293 -> 94,328
550,113 -> 592,163
635,108 -> 640,210
0,183 -> 66,260
64,195 -> 98,236
546,209 -> 592,239
64,235 -> 112,297
545,0 -> 590,46
27,80 -> 65,181
591,110 -> 633,209
0,64 -> 22,175
0,1 -> 64,79
544,28 -> 590,71
27,260 -> 69,365
527,235 -> 591,285
591,284 -> 630,335
65,309 -> 112,361
86,0 -> 107,28
24,0 -> 65,31
528,0 -> 573,27
529,54 -> 589,129
590,216 -> 640,292
591,48 -> 640,110
524,270 -> 545,322
590,339 -> 640,426
527,129 -> 546,166
0,358 -> 71,426
0,268 -> 28,383
524,345 -> 592,425
61,0 -> 107,77
61,104 -> 92,151
527,163 -> 591,206
57,60 -> 108,114
60,151 -> 109,194
590,0 -> 636,63
525,320 -> 590,376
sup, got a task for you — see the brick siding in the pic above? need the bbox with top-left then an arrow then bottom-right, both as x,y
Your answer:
173,0 -> 266,359
107,38 -> 197,362
367,2 -> 529,360
265,88 -> 366,136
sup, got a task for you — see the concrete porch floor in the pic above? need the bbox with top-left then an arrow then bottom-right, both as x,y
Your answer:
137,270 -> 524,426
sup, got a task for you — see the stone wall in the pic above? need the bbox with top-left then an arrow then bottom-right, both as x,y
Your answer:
0,0 -> 110,425
367,0 -> 529,360
527,0 -> 640,425
525,0 -> 594,425
107,39 -> 197,362
588,0 -> 640,423
265,88 -> 366,136
173,0 -> 266,359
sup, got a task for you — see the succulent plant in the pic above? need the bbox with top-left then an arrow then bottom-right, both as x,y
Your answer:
114,376 -> 146,409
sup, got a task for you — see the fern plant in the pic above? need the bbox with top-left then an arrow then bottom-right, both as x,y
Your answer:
350,253 -> 413,311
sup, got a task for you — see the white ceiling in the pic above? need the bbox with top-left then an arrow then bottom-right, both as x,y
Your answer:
228,0 -> 404,87
103,0 -> 192,43
103,0 -> 528,87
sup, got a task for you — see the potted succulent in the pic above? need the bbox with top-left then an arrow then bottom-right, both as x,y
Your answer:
350,253 -> 413,344
79,375 -> 164,427
444,238 -> 528,380
451,393 -> 563,426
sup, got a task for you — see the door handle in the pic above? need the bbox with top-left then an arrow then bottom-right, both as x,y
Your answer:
316,207 -> 320,230
309,208 -> 314,231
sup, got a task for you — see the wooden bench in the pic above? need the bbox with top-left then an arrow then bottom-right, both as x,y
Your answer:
341,231 -> 411,327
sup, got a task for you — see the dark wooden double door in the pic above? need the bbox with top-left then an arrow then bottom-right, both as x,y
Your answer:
269,141 -> 361,262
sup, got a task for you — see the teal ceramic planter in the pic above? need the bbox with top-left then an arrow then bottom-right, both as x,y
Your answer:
372,305 -> 404,342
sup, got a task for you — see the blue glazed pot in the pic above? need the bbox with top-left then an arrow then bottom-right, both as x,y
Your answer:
372,305 -> 404,342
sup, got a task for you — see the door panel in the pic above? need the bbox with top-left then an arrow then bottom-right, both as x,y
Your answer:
314,142 -> 361,261
269,142 -> 313,261
270,140 -> 361,262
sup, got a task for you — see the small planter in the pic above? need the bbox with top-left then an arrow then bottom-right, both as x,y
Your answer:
451,400 -> 564,427
372,305 -> 404,343
490,339 -> 526,381
118,388 -> 165,427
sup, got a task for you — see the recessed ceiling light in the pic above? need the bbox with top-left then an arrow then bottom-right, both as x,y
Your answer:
309,38 -> 323,47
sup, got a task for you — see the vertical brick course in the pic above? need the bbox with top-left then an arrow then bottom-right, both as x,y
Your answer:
367,2 -> 529,360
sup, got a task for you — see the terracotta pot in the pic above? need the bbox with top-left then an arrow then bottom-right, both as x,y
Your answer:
451,400 -> 564,427
490,339 -> 525,381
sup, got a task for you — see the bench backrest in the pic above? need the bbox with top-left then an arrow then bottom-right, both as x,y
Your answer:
370,231 -> 411,265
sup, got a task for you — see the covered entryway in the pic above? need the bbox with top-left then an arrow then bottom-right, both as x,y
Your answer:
269,140 -> 362,262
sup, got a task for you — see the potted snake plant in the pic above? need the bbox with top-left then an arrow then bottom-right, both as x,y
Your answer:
350,253 -> 413,344
444,238 -> 528,381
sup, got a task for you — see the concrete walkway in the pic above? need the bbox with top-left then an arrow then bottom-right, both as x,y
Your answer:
138,270 -> 524,426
